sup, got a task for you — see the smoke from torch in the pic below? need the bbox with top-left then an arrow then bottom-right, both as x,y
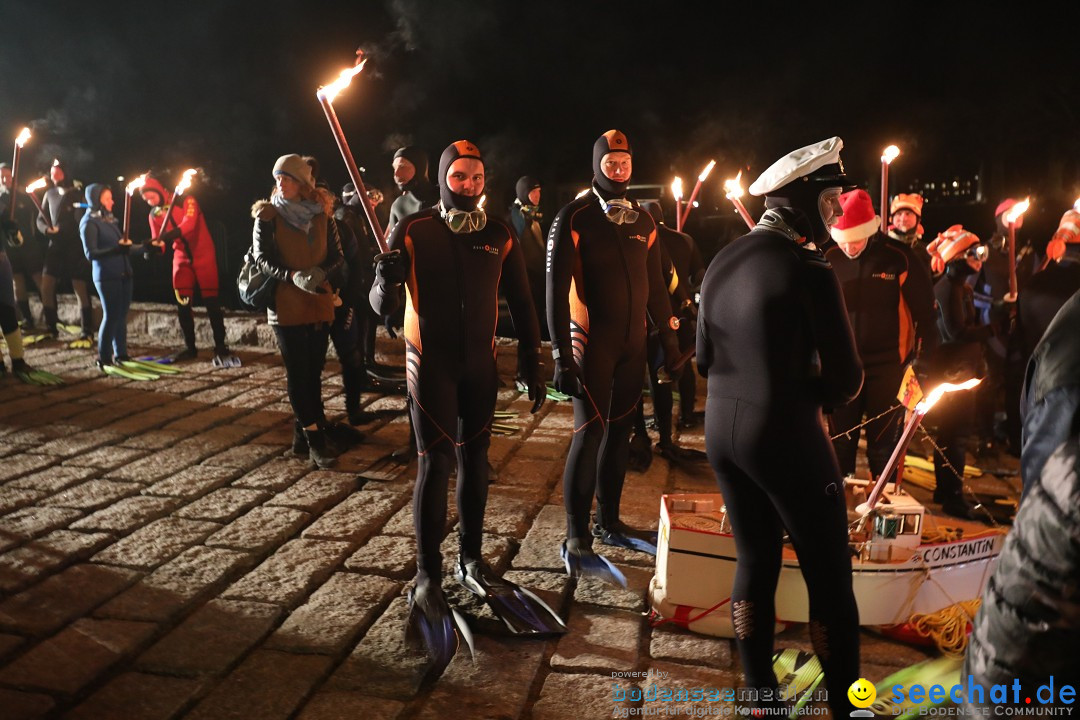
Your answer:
724,171 -> 756,230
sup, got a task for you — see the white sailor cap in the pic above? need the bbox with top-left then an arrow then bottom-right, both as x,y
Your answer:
748,137 -> 848,197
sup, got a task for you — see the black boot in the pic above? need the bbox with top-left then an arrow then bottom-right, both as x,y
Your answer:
80,306 -> 95,339
17,300 -> 34,331
292,421 -> 308,456
177,303 -> 197,356
303,427 -> 339,469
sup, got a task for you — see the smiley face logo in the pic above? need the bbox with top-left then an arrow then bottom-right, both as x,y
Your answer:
848,678 -> 876,709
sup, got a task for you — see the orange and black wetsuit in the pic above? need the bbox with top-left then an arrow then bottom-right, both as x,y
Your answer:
546,186 -> 678,543
369,207 -> 540,582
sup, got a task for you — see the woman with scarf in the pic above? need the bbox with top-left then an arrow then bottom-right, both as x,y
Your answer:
80,183 -> 136,372
250,154 -> 343,468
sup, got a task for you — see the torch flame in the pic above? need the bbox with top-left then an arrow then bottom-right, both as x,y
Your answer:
671,176 -> 683,201
697,159 -> 716,183
126,174 -> 147,195
881,145 -> 900,164
575,188 -> 591,200
24,177 -> 47,193
14,127 -> 31,148
318,56 -> 368,103
174,169 -> 198,196
477,194 -> 486,210
723,170 -> 744,199
915,378 -> 982,414
1004,197 -> 1031,226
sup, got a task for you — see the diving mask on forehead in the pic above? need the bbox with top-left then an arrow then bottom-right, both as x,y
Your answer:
440,202 -> 487,234
966,244 -> 989,262
593,188 -> 639,225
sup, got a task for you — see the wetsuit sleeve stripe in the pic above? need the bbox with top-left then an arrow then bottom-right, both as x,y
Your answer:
546,206 -> 579,360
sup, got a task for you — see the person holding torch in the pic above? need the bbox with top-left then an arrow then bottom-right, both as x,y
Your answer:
139,171 -> 237,367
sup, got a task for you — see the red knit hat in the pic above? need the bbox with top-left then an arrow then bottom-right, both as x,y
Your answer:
829,189 -> 879,243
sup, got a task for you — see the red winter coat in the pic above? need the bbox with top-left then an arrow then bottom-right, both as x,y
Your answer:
143,176 -> 219,298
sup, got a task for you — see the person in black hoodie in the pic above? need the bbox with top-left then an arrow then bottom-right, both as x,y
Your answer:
698,137 -> 863,718
37,160 -> 94,343
1016,208 -> 1080,369
825,189 -> 937,484
387,146 -> 439,235
547,130 -> 683,570
925,225 -> 992,518
509,175 -> 547,332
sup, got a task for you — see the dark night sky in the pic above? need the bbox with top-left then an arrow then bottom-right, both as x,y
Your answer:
3,1 -> 1078,295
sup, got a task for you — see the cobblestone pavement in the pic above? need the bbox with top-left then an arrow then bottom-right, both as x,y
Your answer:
0,321 -> 1018,719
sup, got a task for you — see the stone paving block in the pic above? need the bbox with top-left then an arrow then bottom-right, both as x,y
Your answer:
221,387 -> 285,411
0,529 -> 113,594
185,384 -> 250,406
0,632 -> 25,663
65,671 -> 206,720
265,470 -> 359,514
0,422 -> 79,445
0,454 -> 58,483
62,446 -> 150,472
439,533 -> 514,579
530,672 -> 640,720
640,661 -> 741,716
511,503 -> 566,571
118,430 -> 185,451
649,624 -> 734,669
105,445 -> 211,484
323,595 -> 430,701
480,490 -> 540,539
513,427 -> 572,460
232,456 -> 311,491
296,692 -> 405,720
173,487 -> 269,522
266,572 -> 400,655
136,598 -> 282,677
413,634 -> 547,720
574,564 -> 652,612
495,454 -> 561,490
95,545 -> 254,623
221,538 -> 352,608
202,443 -> 282,471
205,505 -> 312,554
185,649 -> 333,720
142,465 -> 243,498
382,501 -> 457,537
93,517 -> 221,570
6,465 -> 99,494
0,486 -> 47,514
550,605 -> 641,672
163,405 -> 248,432
71,495 -> 184,534
0,617 -> 157,695
39,479 -> 143,510
0,506 -> 82,543
0,563 -> 140,636
0,688 -> 56,719
301,489 -> 407,543
233,408 -> 292,428
31,429 -> 126,458
343,535 -> 415,580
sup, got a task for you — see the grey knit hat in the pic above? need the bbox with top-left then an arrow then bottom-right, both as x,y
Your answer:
272,154 -> 314,187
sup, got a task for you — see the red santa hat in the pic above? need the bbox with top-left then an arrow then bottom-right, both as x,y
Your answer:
1046,208 -> 1080,262
829,189 -> 879,243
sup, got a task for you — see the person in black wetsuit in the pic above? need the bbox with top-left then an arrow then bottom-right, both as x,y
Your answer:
387,146 -> 439,236
547,129 -> 683,572
509,175 -> 547,339
825,189 -> 937,484
38,159 -> 95,343
698,137 -> 863,718
926,225 -> 991,518
1016,208 -> 1080,365
370,140 -> 553,670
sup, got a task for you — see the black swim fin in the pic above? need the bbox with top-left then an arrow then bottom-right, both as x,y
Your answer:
560,538 -> 627,587
455,558 -> 567,636
405,579 -> 474,675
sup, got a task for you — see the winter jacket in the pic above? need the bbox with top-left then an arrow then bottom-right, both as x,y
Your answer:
931,261 -> 990,383
80,184 -> 131,283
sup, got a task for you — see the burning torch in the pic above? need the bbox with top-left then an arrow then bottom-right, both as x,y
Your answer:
880,145 -> 900,233
1003,197 -> 1031,301
857,378 -> 982,517
24,177 -> 51,230
316,51 -> 387,253
123,174 -> 147,243
724,171 -> 756,230
671,177 -> 684,231
152,168 -> 197,244
8,127 -> 31,223
679,159 -> 715,229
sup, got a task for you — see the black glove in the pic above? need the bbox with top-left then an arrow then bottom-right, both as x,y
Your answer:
553,356 -> 584,398
374,249 -> 407,285
661,332 -> 684,384
116,241 -> 132,254
158,227 -> 182,243
521,350 -> 545,413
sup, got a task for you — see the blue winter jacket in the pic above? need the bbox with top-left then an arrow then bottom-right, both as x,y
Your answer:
80,183 -> 131,282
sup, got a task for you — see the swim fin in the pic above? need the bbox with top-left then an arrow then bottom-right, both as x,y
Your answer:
124,358 -> 182,375
212,352 -> 242,369
101,361 -> 157,381
455,558 -> 567,636
11,360 -> 64,386
560,538 -> 627,587
593,520 -> 658,555
405,579 -> 474,675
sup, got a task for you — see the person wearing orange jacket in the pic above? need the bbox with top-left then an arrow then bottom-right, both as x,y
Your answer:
139,174 -> 236,366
